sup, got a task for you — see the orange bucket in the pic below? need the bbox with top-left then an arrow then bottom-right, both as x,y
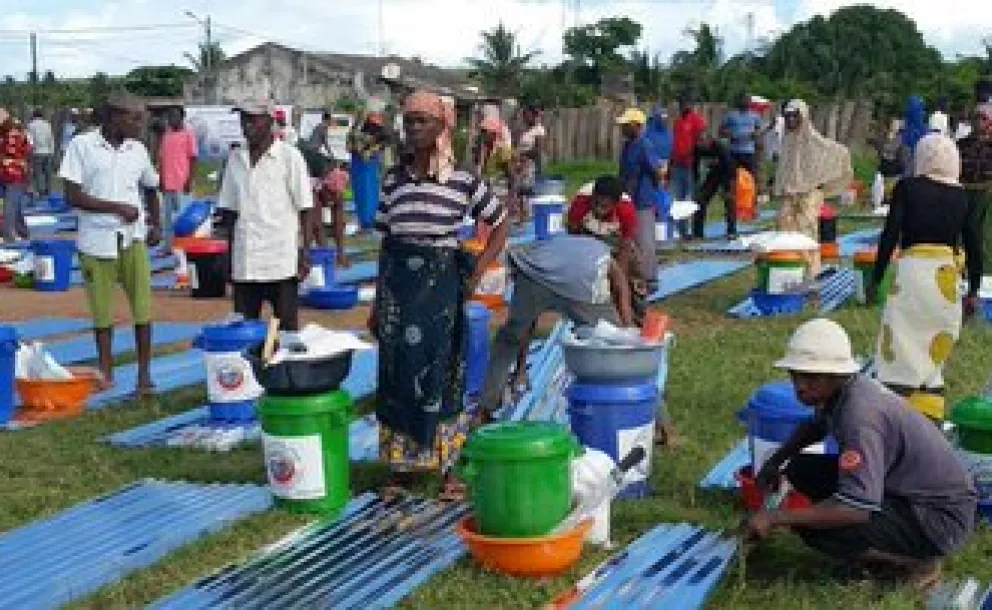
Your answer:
640,310 -> 672,342
15,367 -> 102,422
762,251 -> 806,264
456,516 -> 591,578
463,239 -> 506,310
853,249 -> 877,265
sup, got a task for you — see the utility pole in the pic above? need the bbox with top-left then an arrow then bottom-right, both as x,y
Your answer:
205,16 -> 212,72
378,0 -> 385,57
30,32 -> 38,105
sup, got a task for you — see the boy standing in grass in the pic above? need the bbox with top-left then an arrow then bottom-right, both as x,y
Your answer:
59,93 -> 161,393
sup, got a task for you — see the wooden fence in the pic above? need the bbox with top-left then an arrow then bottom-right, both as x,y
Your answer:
540,100 -> 875,164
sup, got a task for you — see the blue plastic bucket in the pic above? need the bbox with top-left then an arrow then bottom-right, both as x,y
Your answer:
197,320 -> 268,422
307,247 -> 336,290
465,302 -> 491,398
0,326 -> 17,425
532,202 -> 565,241
351,154 -> 381,229
534,178 -> 566,197
31,240 -> 73,292
567,381 -> 658,499
737,381 -> 837,469
47,194 -> 70,213
654,188 -> 673,218
173,200 -> 213,238
750,290 -> 806,316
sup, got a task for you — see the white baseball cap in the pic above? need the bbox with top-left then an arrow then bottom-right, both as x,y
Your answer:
774,318 -> 860,375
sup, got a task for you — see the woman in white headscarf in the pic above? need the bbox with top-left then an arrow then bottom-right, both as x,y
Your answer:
871,133 -> 982,422
774,99 -> 853,276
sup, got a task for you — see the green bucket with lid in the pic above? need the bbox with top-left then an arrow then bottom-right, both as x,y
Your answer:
950,397 -> 992,454
258,390 -> 353,516
458,421 -> 581,537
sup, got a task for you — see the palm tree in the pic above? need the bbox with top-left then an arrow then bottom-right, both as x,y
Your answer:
185,41 -> 225,73
467,22 -> 538,97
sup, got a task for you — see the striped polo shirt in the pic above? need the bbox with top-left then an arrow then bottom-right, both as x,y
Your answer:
376,166 -> 506,248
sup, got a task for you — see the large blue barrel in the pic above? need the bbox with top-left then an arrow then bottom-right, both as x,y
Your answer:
196,320 -> 268,423
351,154 -> 381,229
567,381 -> 658,499
0,325 -> 17,425
31,240 -> 74,292
464,302 -> 491,398
737,382 -> 837,471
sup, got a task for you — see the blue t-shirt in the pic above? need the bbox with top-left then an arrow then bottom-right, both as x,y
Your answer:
722,110 -> 761,154
619,136 -> 664,210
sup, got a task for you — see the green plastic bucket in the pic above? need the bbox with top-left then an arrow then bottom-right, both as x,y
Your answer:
951,397 -> 992,454
756,252 -> 807,294
259,390 -> 352,516
458,421 -> 580,537
854,250 -> 895,306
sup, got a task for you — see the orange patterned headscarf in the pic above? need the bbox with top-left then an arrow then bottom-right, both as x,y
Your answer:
403,90 -> 455,183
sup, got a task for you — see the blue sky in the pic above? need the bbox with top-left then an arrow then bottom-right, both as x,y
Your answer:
0,0 -> 987,78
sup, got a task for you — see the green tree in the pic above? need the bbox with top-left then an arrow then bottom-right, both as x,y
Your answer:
467,22 -> 538,97
563,17 -> 642,85
89,72 -> 112,107
124,65 -> 195,98
184,41 -> 225,72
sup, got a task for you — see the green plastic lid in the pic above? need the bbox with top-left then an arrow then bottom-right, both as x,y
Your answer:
950,397 -> 992,431
259,390 -> 353,417
462,422 -> 580,461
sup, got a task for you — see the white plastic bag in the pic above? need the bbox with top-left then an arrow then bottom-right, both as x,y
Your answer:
15,342 -> 72,381
871,172 -> 885,209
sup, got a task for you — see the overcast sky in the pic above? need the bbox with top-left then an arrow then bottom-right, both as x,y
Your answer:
0,0 -> 988,79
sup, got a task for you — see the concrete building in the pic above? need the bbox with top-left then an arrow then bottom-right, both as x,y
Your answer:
184,43 -> 483,109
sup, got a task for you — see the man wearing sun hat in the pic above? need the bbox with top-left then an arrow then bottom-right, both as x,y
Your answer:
743,318 -> 976,592
217,98 -> 313,333
617,107 -> 667,297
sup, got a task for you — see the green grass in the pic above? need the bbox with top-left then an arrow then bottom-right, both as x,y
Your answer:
5,160 -> 992,608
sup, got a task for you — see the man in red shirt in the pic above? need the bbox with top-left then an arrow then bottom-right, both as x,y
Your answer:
671,98 -> 707,238
0,109 -> 31,242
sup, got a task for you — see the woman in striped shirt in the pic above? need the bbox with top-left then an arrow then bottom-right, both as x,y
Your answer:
369,90 -> 509,501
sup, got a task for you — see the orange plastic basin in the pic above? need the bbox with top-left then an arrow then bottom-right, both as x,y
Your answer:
15,367 -> 102,422
820,242 -> 840,260
456,516 -> 591,578
853,249 -> 877,264
761,251 -> 806,264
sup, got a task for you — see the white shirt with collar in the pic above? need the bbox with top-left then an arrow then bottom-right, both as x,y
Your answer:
218,138 -> 314,282
58,129 -> 159,259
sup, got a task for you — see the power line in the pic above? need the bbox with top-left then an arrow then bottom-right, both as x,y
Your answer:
0,23 -> 197,35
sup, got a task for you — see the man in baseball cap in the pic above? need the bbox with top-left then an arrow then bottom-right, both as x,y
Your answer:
742,318 -> 976,593
218,97 -> 314,335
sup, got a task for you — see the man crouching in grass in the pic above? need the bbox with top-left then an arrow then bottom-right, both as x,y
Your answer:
744,318 -> 977,593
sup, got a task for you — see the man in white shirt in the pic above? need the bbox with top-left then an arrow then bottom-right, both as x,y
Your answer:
27,109 -> 54,197
59,93 -> 161,393
218,99 -> 314,331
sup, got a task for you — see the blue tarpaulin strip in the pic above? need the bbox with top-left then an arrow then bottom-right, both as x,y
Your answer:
9,318 -> 90,341
45,322 -> 200,366
152,493 -> 468,610
567,523 -> 737,610
88,350 -> 205,410
699,439 -> 749,490
649,260 -> 750,303
0,480 -> 272,610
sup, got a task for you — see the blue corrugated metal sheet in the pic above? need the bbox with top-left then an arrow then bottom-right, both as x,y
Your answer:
699,439 -> 749,490
152,492 -> 468,610
649,260 -> 750,303
105,348 -> 380,452
838,228 -> 881,256
45,322 -> 200,365
89,349 -> 205,408
0,479 -> 272,610
566,523 -> 738,610
10,317 -> 90,341
685,240 -> 752,254
819,268 -> 856,313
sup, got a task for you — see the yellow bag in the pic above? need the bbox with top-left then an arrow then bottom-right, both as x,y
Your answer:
735,168 -> 756,222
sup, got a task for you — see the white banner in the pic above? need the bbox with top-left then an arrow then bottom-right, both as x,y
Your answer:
185,104 -> 293,160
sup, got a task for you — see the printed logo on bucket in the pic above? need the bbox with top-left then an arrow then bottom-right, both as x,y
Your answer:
267,443 -> 301,486
216,363 -> 245,391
